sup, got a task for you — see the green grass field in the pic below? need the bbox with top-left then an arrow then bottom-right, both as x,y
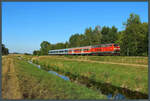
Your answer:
8,56 -> 106,99
30,55 -> 148,99
3,55 -> 147,99
62,55 -> 148,65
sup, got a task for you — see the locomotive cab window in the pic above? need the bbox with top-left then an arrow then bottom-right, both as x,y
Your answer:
114,44 -> 118,47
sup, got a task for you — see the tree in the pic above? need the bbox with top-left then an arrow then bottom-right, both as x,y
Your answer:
54,43 -> 66,49
2,44 -> 9,55
84,27 -> 93,46
123,13 -> 141,27
33,50 -> 37,55
33,50 -> 41,56
101,26 -> 110,43
92,25 -> 102,45
40,41 -> 51,55
118,13 -> 148,56
108,26 -> 118,43
69,33 -> 81,47
142,22 -> 148,56
24,53 -> 31,55
101,26 -> 118,44
65,41 -> 69,48
78,34 -> 86,47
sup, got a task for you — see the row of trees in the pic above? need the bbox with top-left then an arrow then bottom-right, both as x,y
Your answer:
33,13 -> 148,56
2,44 -> 9,55
118,14 -> 148,56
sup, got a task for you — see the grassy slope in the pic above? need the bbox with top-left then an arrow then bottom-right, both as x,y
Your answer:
14,57 -> 106,99
35,56 -> 148,95
63,55 -> 148,65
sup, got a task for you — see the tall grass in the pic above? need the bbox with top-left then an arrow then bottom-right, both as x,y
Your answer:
14,57 -> 106,99
34,56 -> 148,96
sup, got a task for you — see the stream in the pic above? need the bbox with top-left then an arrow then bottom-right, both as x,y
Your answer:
27,60 -> 70,81
26,60 -> 126,99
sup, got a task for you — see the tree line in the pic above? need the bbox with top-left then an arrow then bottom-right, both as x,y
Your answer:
2,44 -> 9,55
33,13 -> 148,56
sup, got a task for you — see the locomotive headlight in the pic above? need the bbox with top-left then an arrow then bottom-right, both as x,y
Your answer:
114,47 -> 120,51
114,48 -> 118,50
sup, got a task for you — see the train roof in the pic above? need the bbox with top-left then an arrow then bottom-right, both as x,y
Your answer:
49,45 -> 92,52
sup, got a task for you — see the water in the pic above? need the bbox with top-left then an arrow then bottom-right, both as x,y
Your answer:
27,61 -> 70,81
48,71 -> 70,81
28,61 -> 41,69
107,93 -> 125,99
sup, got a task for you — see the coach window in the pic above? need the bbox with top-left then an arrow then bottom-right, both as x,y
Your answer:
104,45 -> 107,47
84,49 -> 87,51
94,45 -> 97,48
101,45 -> 104,47
97,45 -> 101,47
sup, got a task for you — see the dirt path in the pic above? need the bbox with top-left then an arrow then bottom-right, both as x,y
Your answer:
2,57 -> 23,99
56,57 -> 148,68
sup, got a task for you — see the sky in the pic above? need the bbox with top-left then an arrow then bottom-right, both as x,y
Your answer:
2,2 -> 148,54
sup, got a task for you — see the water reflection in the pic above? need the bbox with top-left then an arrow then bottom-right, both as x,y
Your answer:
107,93 -> 125,99
48,71 -> 70,81
27,61 -> 70,81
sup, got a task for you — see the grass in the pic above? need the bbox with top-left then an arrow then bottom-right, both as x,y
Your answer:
13,56 -> 106,99
31,56 -> 148,97
62,55 -> 148,65
4,54 -> 147,99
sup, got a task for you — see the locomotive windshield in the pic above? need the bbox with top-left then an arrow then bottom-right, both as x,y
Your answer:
114,44 -> 119,47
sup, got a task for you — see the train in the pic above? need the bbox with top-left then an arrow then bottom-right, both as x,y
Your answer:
48,43 -> 120,56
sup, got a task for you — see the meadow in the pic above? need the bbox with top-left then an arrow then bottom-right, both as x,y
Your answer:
30,55 -> 148,99
2,55 -> 106,99
63,55 -> 148,65
2,55 -> 148,99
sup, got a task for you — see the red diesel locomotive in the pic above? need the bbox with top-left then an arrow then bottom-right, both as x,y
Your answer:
49,43 -> 120,55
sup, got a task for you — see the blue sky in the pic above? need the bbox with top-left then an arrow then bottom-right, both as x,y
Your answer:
2,2 -> 148,53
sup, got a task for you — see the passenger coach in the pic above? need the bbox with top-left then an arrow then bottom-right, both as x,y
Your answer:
48,43 -> 120,55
